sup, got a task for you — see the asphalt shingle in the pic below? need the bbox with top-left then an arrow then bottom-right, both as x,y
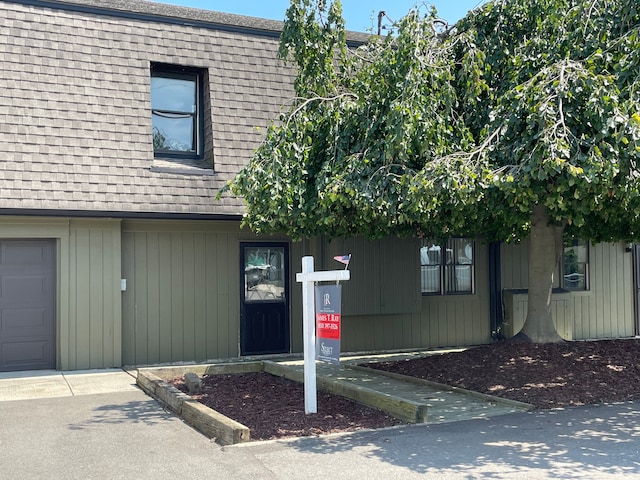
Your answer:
0,0 -> 298,216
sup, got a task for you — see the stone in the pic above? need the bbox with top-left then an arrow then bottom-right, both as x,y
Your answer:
184,372 -> 203,394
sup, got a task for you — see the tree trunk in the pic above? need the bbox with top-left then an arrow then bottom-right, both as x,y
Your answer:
518,204 -> 565,343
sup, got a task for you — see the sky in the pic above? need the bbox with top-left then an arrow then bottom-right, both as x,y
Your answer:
154,1 -> 488,32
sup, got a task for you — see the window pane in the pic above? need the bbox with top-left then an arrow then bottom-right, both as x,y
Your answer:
243,247 -> 286,302
151,76 -> 196,112
564,264 -> 586,290
563,239 -> 588,290
420,242 -> 441,293
565,240 -> 588,263
421,265 -> 441,293
445,265 -> 473,293
420,243 -> 440,266
445,238 -> 473,293
152,114 -> 195,152
450,238 -> 473,264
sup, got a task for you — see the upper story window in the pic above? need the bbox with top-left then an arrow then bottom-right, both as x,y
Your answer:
420,238 -> 475,295
151,64 -> 204,159
562,238 -> 589,290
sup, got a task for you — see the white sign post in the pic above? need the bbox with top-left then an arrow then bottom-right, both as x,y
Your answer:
296,256 -> 350,414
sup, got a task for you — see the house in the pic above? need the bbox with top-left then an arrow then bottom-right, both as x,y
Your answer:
0,0 -> 636,372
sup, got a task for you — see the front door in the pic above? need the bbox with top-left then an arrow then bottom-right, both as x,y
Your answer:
240,243 -> 289,355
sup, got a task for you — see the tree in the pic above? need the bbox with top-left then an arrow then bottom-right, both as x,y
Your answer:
226,0 -> 640,342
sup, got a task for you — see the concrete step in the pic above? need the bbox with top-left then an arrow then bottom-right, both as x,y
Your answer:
264,360 -> 531,424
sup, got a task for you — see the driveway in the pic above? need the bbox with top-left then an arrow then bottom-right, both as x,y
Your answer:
0,370 -> 639,479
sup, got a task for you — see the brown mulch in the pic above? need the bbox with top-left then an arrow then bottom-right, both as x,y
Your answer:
365,338 -> 640,410
170,371 -> 404,441
171,338 -> 640,441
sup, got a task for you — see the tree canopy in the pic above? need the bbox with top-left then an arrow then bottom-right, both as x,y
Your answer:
224,0 -> 640,342
227,0 -> 640,245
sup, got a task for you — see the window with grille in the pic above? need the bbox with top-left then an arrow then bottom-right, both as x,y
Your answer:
420,238 -> 474,295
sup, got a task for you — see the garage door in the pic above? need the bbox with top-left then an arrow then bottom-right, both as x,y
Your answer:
0,240 -> 56,372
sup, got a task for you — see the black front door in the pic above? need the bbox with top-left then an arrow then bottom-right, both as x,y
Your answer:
240,243 -> 289,355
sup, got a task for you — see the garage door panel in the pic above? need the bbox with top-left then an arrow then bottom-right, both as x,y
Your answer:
0,240 -> 56,372
1,340 -> 51,371
2,308 -> 49,332
0,243 -> 48,266
1,276 -> 50,303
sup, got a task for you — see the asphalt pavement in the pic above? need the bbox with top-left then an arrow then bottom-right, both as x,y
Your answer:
0,369 -> 639,479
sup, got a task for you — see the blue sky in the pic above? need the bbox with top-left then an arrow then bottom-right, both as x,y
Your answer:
156,1 -> 488,32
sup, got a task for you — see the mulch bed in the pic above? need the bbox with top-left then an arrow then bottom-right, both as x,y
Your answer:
170,338 -> 640,441
170,372 -> 403,441
365,338 -> 640,409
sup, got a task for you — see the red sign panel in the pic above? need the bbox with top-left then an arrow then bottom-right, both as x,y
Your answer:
316,313 -> 341,340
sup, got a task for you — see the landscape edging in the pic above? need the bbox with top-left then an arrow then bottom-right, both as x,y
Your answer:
136,367 -> 253,445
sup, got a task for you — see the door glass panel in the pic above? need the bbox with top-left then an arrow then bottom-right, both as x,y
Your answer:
243,246 -> 286,302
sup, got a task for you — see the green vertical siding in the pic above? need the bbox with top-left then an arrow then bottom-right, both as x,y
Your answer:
16,217 -> 625,368
577,241 -> 634,339
122,221 -> 251,365
502,290 -> 573,339
339,241 -> 491,352
18,216 -> 636,371
324,236 -> 421,316
325,237 -> 382,315
501,241 -> 529,288
67,219 -> 122,370
417,241 -> 491,348
288,239 -> 309,354
121,220 -> 308,367
501,240 -> 634,340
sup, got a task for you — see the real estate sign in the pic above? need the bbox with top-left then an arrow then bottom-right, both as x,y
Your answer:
315,284 -> 341,364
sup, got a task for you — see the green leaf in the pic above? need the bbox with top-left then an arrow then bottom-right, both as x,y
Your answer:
224,0 -> 640,245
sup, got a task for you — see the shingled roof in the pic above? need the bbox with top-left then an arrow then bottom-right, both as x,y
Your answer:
0,0 -> 303,218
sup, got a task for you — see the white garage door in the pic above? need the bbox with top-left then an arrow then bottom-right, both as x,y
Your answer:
0,240 -> 56,372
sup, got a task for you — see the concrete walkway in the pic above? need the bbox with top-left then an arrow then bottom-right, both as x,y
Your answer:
267,356 -> 531,424
0,368 -> 138,401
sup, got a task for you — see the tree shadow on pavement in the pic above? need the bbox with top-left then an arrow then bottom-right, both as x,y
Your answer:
67,398 -> 176,430
280,401 -> 640,477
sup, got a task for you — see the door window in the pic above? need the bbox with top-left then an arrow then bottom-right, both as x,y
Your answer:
243,246 -> 286,302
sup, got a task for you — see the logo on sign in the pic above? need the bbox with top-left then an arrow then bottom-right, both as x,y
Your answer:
324,293 -> 331,306
320,342 -> 333,356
